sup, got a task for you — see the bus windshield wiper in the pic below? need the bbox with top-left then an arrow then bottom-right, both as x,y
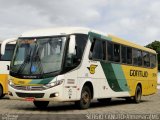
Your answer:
30,43 -> 44,75
17,53 -> 31,74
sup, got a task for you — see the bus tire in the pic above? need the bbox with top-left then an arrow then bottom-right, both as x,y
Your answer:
75,86 -> 91,109
134,85 -> 142,103
33,101 -> 49,109
0,85 -> 5,98
97,98 -> 111,105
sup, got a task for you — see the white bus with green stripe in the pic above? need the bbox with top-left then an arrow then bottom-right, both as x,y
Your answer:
8,27 -> 157,109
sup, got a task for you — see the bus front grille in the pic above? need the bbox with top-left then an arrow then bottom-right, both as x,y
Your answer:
16,92 -> 44,98
13,85 -> 45,91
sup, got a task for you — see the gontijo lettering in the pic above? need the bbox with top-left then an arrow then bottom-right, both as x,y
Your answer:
130,70 -> 148,77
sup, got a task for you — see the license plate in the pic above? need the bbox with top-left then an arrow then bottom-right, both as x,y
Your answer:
25,97 -> 35,101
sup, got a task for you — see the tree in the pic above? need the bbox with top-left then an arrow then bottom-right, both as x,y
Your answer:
145,40 -> 160,71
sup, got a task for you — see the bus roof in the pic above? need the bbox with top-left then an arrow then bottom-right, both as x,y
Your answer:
108,34 -> 156,54
20,27 -> 90,37
20,27 -> 156,54
0,39 -> 16,44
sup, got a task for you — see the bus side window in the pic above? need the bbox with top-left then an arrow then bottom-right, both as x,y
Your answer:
1,44 -> 15,61
113,44 -> 120,62
150,54 -> 156,68
127,47 -> 132,64
121,46 -> 127,64
143,52 -> 150,67
107,42 -> 114,61
90,39 -> 105,60
65,34 -> 88,68
133,49 -> 142,66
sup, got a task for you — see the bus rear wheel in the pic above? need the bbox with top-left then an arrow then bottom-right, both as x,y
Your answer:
0,85 -> 5,98
33,101 -> 49,109
75,86 -> 91,109
97,98 -> 111,105
134,85 -> 142,103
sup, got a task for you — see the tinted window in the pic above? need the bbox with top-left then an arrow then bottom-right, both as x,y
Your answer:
113,44 -> 120,62
1,44 -> 15,61
107,42 -> 114,61
65,34 -> 88,68
76,34 -> 88,60
137,50 -> 142,66
91,39 -> 105,60
150,54 -> 156,68
127,47 -> 132,64
143,52 -> 150,67
133,49 -> 142,66
121,46 -> 127,63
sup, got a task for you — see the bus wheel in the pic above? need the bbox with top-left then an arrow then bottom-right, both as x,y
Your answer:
75,86 -> 91,109
33,101 -> 49,109
0,85 -> 5,98
134,85 -> 142,103
97,98 -> 111,105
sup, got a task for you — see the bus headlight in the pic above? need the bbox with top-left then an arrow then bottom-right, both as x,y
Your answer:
8,80 -> 14,86
44,80 -> 64,88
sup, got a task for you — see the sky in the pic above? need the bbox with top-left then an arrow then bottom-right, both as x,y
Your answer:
0,0 -> 160,46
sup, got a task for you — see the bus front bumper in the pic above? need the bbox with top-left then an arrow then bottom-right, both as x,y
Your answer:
8,84 -> 64,102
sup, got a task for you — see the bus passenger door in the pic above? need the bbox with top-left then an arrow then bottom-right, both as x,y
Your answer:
63,35 -> 78,100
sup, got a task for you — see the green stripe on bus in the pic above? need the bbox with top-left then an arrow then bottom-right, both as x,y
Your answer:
29,77 -> 54,85
101,36 -> 112,41
100,62 -> 122,92
111,64 -> 129,91
88,32 -> 112,41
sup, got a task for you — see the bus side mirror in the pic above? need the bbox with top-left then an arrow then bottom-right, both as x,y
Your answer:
68,35 -> 76,55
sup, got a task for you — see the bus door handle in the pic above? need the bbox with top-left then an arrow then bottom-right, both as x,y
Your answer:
7,65 -> 10,70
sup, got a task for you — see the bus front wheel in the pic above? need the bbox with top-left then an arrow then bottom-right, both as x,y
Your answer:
75,86 -> 91,109
33,101 -> 49,109
134,85 -> 142,103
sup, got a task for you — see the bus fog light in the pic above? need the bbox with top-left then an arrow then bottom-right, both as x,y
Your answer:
55,93 -> 59,97
50,92 -> 59,98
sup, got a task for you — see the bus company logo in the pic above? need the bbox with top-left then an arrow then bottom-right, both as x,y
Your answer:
87,64 -> 97,74
26,86 -> 31,90
130,70 -> 148,77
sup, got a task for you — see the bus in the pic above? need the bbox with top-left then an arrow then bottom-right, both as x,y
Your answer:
0,38 -> 16,98
8,27 -> 158,109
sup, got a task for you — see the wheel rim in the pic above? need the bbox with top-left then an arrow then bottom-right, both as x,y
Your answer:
82,91 -> 90,104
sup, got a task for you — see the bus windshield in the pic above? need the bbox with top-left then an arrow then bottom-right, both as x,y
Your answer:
10,36 -> 66,77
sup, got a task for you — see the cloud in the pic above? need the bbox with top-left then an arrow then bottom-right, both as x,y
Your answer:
0,0 -> 159,45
